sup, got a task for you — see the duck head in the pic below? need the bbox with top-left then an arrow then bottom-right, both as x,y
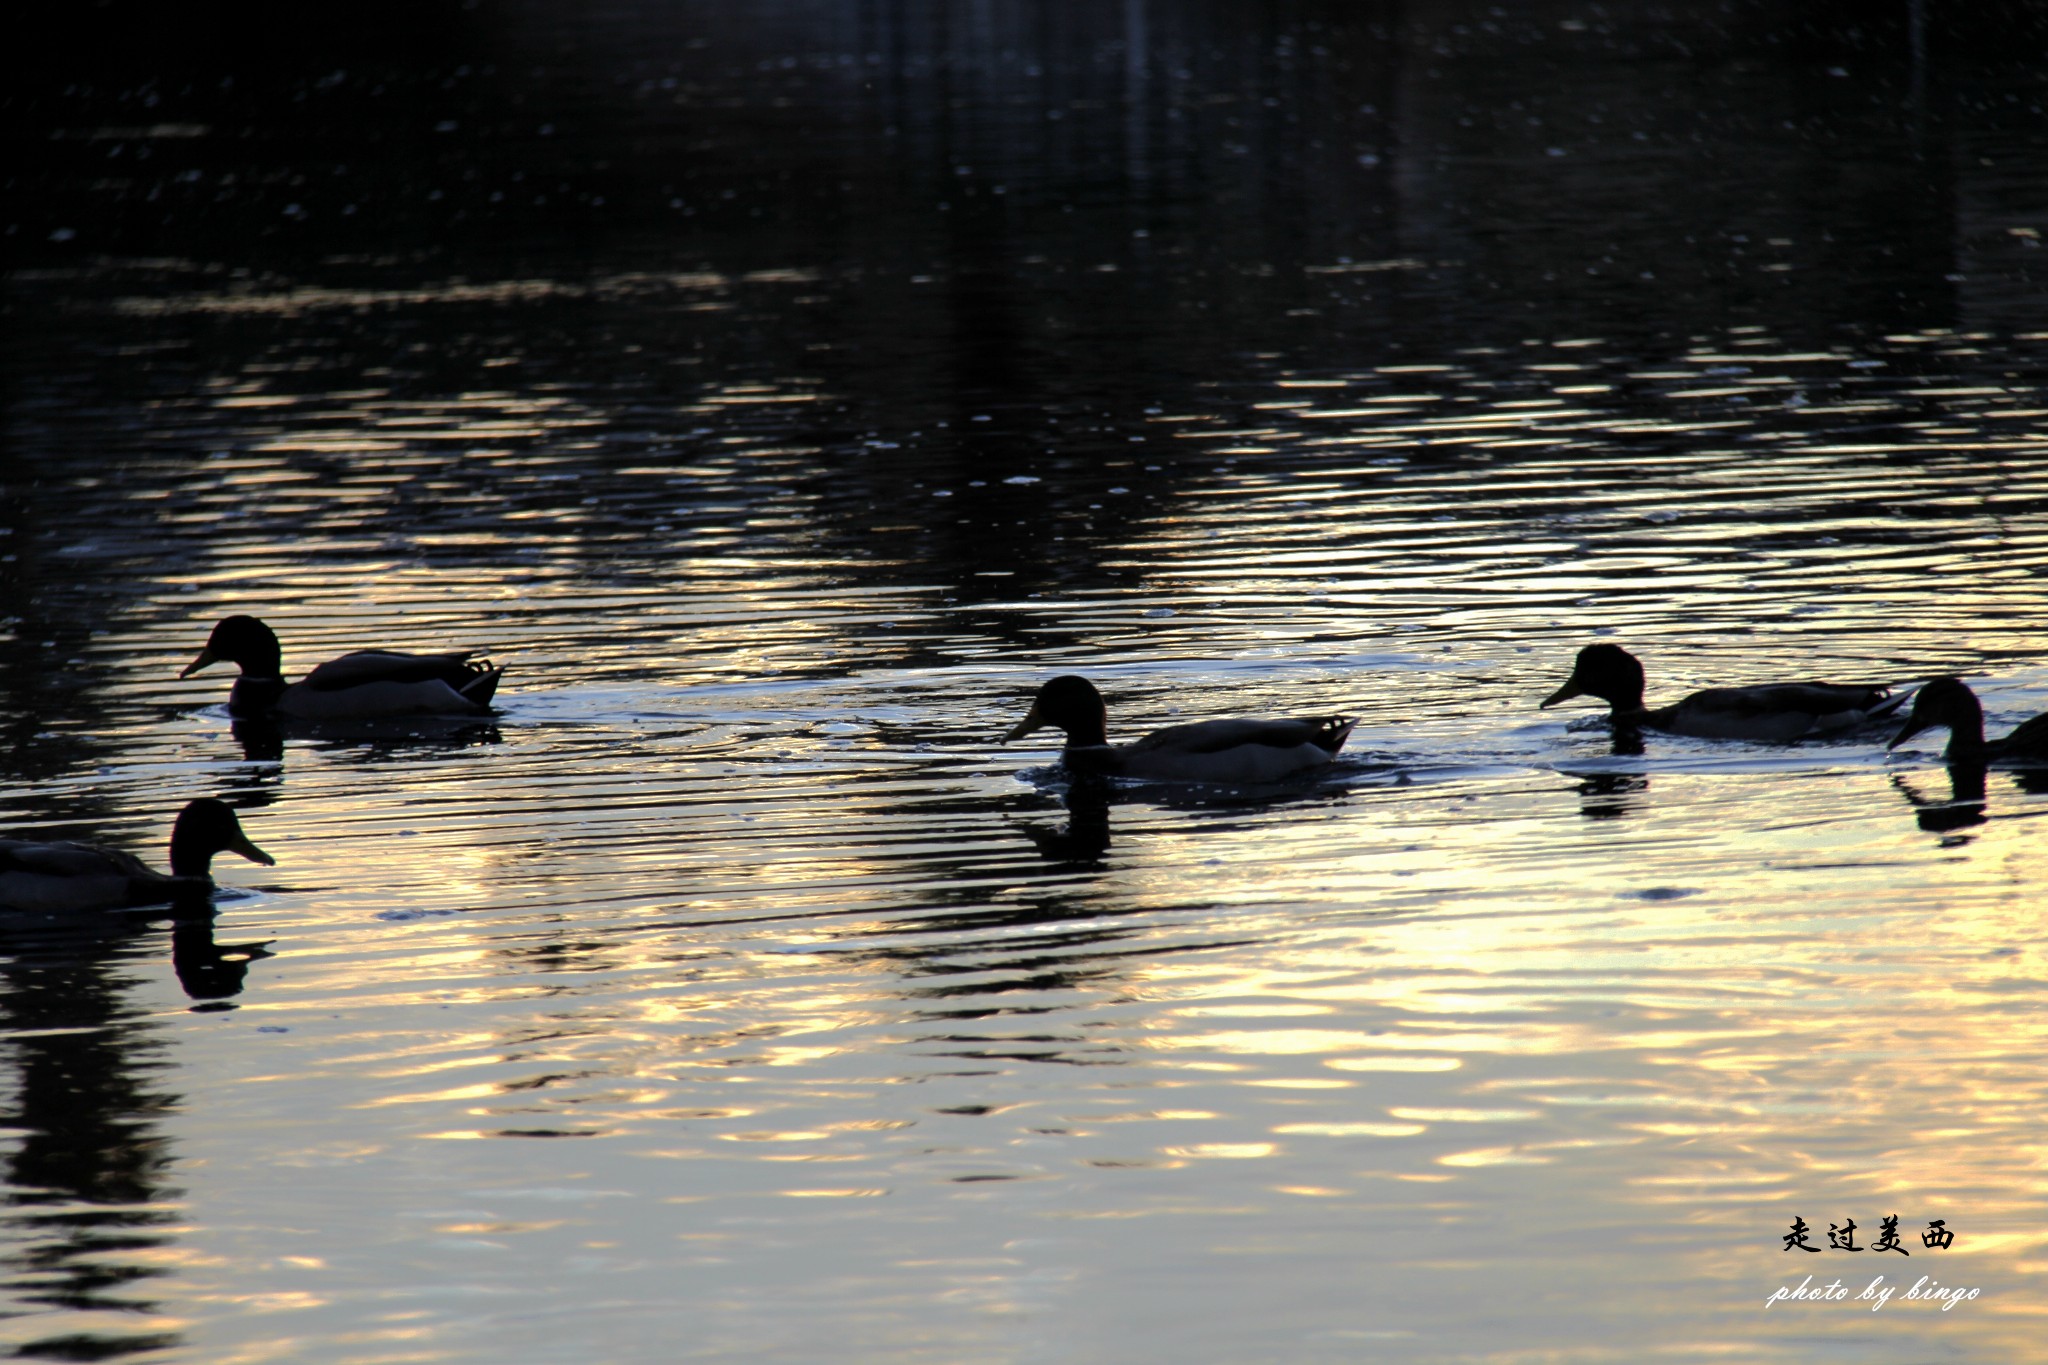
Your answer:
182,615 -> 284,680
1541,643 -> 1647,713
1888,676 -> 1982,753
168,798 -> 277,877
1005,675 -> 1111,747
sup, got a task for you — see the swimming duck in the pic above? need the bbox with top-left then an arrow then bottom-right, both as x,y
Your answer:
1004,675 -> 1356,782
0,799 -> 274,914
1888,676 -> 2048,763
1540,643 -> 1901,741
182,615 -> 504,719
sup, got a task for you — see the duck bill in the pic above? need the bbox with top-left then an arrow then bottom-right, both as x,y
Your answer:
230,833 -> 277,867
180,647 -> 221,680
1888,717 -> 1931,751
1004,704 -> 1046,743
1539,678 -> 1586,710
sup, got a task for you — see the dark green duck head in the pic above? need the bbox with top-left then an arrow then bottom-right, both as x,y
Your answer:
1888,676 -> 1984,755
1005,675 -> 1111,748
182,615 -> 285,680
168,798 -> 277,878
1541,643 -> 1647,714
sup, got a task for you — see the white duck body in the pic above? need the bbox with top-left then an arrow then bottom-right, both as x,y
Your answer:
1071,717 -> 1353,782
0,841 -> 165,915
273,650 -> 501,718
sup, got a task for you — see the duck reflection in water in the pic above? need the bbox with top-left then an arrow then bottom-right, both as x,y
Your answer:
1,890 -> 275,1005
1575,770 -> 1649,820
1018,783 -> 1113,864
1605,724 -> 1646,759
1555,713 -> 1648,818
171,911 -> 275,1003
1890,764 -> 1988,838
231,714 -> 504,763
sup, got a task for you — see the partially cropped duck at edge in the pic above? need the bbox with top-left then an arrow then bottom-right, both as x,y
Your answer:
182,614 -> 504,718
1004,675 -> 1357,782
0,798 -> 274,914
1539,642 -> 1903,741
1888,675 -> 2048,764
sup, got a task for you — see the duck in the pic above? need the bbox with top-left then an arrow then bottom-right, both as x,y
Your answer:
1540,642 -> 1902,740
1004,675 -> 1356,782
1888,675 -> 2048,763
0,799 -> 274,914
182,614 -> 503,719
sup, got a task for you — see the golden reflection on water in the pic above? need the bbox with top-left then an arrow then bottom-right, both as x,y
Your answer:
8,323 -> 2048,1361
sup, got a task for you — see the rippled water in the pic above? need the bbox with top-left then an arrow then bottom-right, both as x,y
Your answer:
7,3 -> 2048,1361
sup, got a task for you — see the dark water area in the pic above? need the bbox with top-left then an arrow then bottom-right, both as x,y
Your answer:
15,1 -> 2048,346
5,3 -> 2048,1362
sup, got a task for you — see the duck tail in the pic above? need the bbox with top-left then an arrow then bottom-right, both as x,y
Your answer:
460,660 -> 505,708
1865,687 -> 1913,722
1316,716 -> 1360,756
